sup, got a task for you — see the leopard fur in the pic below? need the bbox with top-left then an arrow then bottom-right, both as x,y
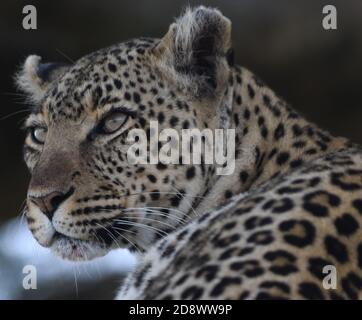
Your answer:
16,6 -> 362,299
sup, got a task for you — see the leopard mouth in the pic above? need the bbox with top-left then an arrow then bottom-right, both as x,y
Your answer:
50,231 -> 109,261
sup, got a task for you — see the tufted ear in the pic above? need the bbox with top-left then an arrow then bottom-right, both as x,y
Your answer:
152,6 -> 233,97
15,55 -> 69,103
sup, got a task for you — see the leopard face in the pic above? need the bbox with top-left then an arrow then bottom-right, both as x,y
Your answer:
17,7 -> 233,260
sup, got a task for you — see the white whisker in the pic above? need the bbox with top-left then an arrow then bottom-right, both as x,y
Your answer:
121,214 -> 177,230
112,219 -> 168,238
171,185 -> 199,218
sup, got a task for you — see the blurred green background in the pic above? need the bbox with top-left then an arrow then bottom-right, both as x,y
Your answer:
0,0 -> 361,224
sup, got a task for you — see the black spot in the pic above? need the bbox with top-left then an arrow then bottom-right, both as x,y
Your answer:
150,190 -> 160,201
334,213 -> 359,236
305,148 -> 317,155
292,124 -> 303,137
108,63 -> 117,72
157,97 -> 164,105
136,47 -> 145,55
290,159 -> 303,169
352,199 -> 362,214
134,263 -> 151,288
257,116 -> 265,126
189,229 -> 202,242
210,277 -> 242,297
303,191 -> 341,217
233,114 -> 240,126
147,174 -> 157,183
223,221 -> 237,230
236,74 -> 242,84
331,172 -> 362,191
213,233 -> 241,248
247,230 -> 274,245
247,84 -> 255,99
114,79 -> 122,89
170,196 -> 181,207
276,152 -> 290,166
133,92 -> 141,103
341,272 -> 362,299
124,92 -> 131,100
293,140 -> 307,149
219,247 -> 254,260
264,250 -> 298,275
218,247 -> 237,260
264,250 -> 296,262
262,198 -> 294,214
161,244 -> 175,258
95,86 -> 103,101
181,286 -> 204,299
270,264 -> 298,276
238,247 -> 254,257
299,282 -> 325,300
236,95 -> 242,105
274,123 -> 285,140
175,274 -> 189,286
244,216 -> 273,230
239,171 -> 249,183
358,243 -> 362,268
230,260 -> 264,277
309,177 -> 321,187
239,291 -> 250,299
224,190 -> 233,199
308,257 -> 333,280
234,206 -> 254,216
273,198 -> 294,214
324,235 -> 349,263
139,117 -> 146,127
279,219 -> 316,248
186,166 -> 196,180
263,94 -> 271,106
156,163 -> 167,170
277,186 -> 303,195
182,120 -> 190,129
157,112 -> 165,124
170,116 -> 179,126
261,127 -> 269,138
195,265 -> 219,281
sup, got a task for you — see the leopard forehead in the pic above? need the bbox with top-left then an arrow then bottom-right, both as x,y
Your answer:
40,38 -> 161,121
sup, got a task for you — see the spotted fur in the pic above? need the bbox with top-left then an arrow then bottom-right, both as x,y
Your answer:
16,6 -> 362,299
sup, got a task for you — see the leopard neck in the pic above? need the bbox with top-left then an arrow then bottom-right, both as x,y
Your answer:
195,66 -> 350,215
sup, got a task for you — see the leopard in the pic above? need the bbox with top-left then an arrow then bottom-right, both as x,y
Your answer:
16,6 -> 362,299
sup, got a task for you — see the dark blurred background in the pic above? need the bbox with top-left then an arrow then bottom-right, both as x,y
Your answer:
1,0 -> 362,223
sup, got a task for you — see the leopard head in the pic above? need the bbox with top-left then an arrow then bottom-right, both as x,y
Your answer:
16,6 -> 234,261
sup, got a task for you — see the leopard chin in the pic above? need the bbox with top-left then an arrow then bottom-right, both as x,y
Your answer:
50,232 -> 110,261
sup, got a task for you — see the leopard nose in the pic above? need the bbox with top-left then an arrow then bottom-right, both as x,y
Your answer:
29,189 -> 73,219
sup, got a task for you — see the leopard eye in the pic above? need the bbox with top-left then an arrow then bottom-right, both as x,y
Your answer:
101,112 -> 129,134
31,127 -> 47,144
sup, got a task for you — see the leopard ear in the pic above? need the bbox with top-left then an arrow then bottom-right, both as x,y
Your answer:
152,6 -> 232,98
15,55 -> 69,103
